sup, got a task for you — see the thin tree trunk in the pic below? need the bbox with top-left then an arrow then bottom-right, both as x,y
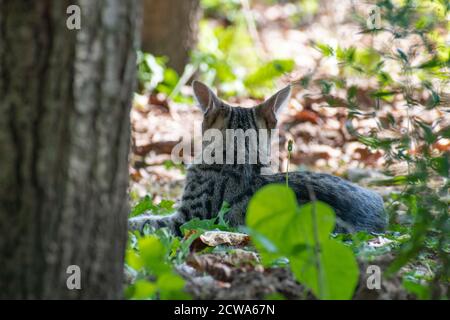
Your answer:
141,0 -> 200,74
0,0 -> 139,299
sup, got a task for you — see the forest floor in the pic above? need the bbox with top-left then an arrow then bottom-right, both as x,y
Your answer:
127,0 -> 447,299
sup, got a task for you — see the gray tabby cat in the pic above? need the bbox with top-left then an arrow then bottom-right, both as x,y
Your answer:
129,81 -> 387,235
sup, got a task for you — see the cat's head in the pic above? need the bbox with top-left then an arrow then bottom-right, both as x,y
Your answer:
192,81 -> 291,133
192,81 -> 291,171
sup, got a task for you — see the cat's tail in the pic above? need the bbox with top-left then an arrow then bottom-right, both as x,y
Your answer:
128,211 -> 185,235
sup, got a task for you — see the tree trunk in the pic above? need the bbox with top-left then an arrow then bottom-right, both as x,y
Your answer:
141,0 -> 200,74
0,0 -> 139,299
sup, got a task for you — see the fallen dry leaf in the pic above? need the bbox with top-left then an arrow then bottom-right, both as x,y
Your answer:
199,231 -> 251,247
186,250 -> 263,282
367,236 -> 394,248
292,110 -> 321,124
186,254 -> 234,282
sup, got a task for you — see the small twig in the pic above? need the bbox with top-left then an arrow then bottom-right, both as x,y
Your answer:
286,140 -> 293,187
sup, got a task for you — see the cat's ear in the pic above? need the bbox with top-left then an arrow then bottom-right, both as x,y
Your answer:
193,80 -> 228,130
256,85 -> 291,129
192,80 -> 220,113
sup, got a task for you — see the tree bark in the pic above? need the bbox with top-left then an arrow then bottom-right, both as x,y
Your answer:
141,0 -> 200,74
0,0 -> 139,299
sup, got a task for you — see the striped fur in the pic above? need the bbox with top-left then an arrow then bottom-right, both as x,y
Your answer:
129,82 -> 387,235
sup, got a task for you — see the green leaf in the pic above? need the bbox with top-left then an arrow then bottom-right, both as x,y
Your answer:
440,126 -> 450,139
130,196 -> 156,217
371,173 -> 426,186
179,201 -> 234,235
370,90 -> 397,99
217,201 -> 231,227
403,279 -> 431,300
246,185 -> 359,300
291,239 -> 359,300
377,71 -> 393,85
163,68 -> 179,86
126,249 -> 143,271
244,59 -> 295,94
296,202 -> 335,243
431,156 -> 449,177
319,80 -> 333,95
180,217 -> 219,234
158,200 -> 175,214
132,280 -> 157,300
246,184 -> 299,256
417,57 -> 442,69
157,273 -> 186,292
336,46 -> 356,64
292,202 -> 358,299
314,43 -> 334,57
397,48 -> 409,63
138,236 -> 170,275
415,120 -> 436,144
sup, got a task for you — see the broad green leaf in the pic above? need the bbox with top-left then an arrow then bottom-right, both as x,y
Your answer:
291,239 -> 359,300
126,249 -> 143,271
246,184 -> 299,256
296,202 -> 335,243
246,184 -> 359,300
138,236 -> 170,275
292,201 -> 358,299
157,273 -> 186,292
132,280 -> 157,300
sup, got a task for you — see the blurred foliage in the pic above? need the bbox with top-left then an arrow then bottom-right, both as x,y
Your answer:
296,0 -> 449,299
194,0 -> 296,97
125,233 -> 189,299
137,52 -> 178,94
129,195 -> 175,218
136,51 -> 190,103
137,0 -> 297,99
125,202 -> 233,299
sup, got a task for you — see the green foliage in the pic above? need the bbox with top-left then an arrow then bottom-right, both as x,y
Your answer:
125,234 -> 189,300
296,0 -> 450,297
129,195 -> 175,218
163,159 -> 186,173
246,184 -> 359,300
138,1 -> 298,99
202,0 -> 241,20
125,201 -> 235,300
137,52 -> 175,92
194,3 -> 295,98
403,278 -> 431,300
180,201 -> 233,235
244,60 -> 295,97
136,51 -> 189,102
